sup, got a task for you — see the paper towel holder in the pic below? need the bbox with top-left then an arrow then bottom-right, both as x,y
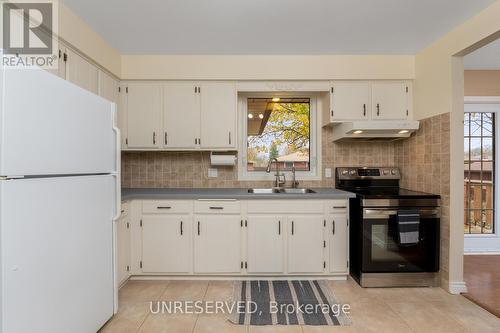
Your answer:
210,151 -> 237,166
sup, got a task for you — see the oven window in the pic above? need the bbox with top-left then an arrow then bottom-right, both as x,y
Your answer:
464,112 -> 495,234
371,224 -> 406,262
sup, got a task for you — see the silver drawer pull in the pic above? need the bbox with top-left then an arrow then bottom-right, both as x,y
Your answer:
333,206 -> 347,209
209,206 -> 224,210
157,206 -> 172,209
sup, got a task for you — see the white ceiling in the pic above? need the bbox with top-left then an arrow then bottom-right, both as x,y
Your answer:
464,39 -> 500,70
63,0 -> 496,55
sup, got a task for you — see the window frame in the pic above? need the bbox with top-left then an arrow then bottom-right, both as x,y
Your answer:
237,93 -> 322,181
464,103 -> 500,240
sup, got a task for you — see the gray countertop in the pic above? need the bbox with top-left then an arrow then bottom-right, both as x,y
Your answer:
122,187 -> 355,201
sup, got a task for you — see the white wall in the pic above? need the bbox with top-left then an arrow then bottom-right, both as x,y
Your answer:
121,55 -> 414,80
59,3 -> 121,77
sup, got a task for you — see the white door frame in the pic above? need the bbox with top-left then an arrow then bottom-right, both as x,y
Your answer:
464,97 -> 500,254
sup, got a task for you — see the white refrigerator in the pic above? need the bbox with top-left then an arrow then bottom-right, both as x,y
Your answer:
0,68 -> 120,332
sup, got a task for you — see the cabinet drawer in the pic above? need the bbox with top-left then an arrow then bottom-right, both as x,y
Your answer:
194,200 -> 241,214
142,200 -> 191,214
327,200 -> 348,213
247,201 -> 324,214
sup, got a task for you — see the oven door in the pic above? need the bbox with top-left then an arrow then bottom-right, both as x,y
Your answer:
361,207 -> 440,273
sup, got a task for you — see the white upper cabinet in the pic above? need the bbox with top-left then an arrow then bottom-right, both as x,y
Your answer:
163,82 -> 200,149
371,81 -> 409,120
326,80 -> 411,123
65,48 -> 98,94
98,71 -> 119,104
126,82 -> 162,149
200,82 -> 237,149
330,82 -> 371,121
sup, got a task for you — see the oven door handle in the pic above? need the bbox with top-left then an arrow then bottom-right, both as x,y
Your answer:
364,209 -> 398,219
363,208 -> 440,219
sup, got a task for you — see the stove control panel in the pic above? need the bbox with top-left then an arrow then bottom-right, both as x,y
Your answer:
336,167 -> 400,180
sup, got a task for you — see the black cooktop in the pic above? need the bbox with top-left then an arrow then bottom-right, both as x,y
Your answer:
344,187 -> 441,199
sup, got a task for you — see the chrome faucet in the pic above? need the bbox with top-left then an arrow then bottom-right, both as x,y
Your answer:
266,158 -> 286,188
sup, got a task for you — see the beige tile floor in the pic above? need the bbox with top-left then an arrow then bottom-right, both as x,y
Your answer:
100,278 -> 500,333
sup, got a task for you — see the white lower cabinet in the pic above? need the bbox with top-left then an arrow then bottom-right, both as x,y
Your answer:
287,215 -> 325,274
141,214 -> 191,273
246,216 -> 284,274
128,199 -> 348,277
329,213 -> 349,273
194,215 -> 242,273
116,213 -> 131,285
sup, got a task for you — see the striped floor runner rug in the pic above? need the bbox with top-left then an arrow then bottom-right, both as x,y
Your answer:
229,280 -> 351,326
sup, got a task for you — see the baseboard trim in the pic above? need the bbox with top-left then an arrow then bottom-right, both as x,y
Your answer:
449,281 -> 468,294
129,275 -> 349,281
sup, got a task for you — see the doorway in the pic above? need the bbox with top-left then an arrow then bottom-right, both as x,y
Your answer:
462,38 -> 500,317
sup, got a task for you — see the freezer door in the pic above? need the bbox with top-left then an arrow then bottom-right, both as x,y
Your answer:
0,68 -> 118,176
0,175 -> 116,333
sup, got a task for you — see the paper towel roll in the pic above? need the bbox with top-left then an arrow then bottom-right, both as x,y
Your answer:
210,153 -> 237,166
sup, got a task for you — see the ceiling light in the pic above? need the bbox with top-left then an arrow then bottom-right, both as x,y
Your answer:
248,114 -> 253,119
272,97 -> 281,102
399,130 -> 409,134
353,130 -> 363,134
258,114 -> 264,119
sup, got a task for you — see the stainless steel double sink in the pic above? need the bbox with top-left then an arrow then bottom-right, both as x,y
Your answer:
248,188 -> 316,194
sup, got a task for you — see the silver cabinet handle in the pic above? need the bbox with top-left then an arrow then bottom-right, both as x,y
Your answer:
180,221 -> 183,235
291,221 -> 294,235
332,220 -> 335,235
363,104 -> 366,116
164,132 -> 168,145
229,132 -> 231,145
157,206 -> 171,209
333,206 -> 347,209
376,103 -> 380,116
197,221 -> 200,235
153,132 -> 156,144
209,206 -> 224,210
278,220 -> 281,235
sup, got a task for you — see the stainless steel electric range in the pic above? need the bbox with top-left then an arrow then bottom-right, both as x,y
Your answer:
336,167 -> 440,288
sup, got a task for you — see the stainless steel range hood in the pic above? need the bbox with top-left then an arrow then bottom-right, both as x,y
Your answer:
331,120 -> 420,142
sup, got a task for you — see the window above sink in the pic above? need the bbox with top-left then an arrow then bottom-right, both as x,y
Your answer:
238,93 -> 322,181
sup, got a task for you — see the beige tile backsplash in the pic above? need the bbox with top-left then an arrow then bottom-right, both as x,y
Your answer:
121,126 -> 396,189
395,113 -> 451,287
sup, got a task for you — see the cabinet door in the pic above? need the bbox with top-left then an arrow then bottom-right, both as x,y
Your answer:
116,216 -> 131,285
331,82 -> 371,121
163,82 -> 200,149
200,82 -> 237,149
47,41 -> 66,79
141,215 -> 191,273
194,215 -> 241,273
98,71 -> 119,103
372,82 -> 408,120
126,83 -> 162,149
66,48 -> 98,94
329,214 -> 348,273
247,216 -> 284,274
287,216 -> 325,274
118,84 -> 128,149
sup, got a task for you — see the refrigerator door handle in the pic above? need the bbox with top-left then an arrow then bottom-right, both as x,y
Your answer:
111,105 -> 121,221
